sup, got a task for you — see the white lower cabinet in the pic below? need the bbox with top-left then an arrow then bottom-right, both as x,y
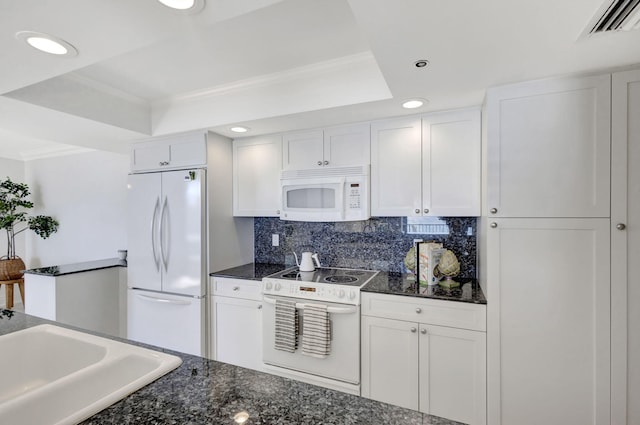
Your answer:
361,293 -> 486,425
485,218 -> 610,425
209,277 -> 263,371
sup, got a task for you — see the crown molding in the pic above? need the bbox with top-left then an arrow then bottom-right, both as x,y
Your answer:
153,51 -> 378,107
20,145 -> 95,161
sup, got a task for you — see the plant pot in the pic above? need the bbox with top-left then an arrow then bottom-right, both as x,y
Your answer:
0,257 -> 26,280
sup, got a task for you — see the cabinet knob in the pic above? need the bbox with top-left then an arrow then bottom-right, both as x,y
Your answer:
233,286 -> 240,291
415,308 -> 422,314
414,209 -> 420,214
420,328 -> 427,335
617,223 -> 626,230
423,208 -> 429,214
257,305 -> 262,310
317,161 -> 322,166
410,327 -> 417,333
323,160 -> 329,165
490,222 -> 498,228
276,210 -> 281,215
490,208 -> 498,214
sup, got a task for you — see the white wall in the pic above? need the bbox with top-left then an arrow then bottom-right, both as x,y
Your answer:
0,158 -> 26,259
25,151 -> 129,268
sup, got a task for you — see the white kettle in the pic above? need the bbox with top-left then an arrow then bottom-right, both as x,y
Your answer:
293,251 -> 321,272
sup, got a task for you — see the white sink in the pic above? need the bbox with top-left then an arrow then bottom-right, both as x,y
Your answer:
0,324 -> 182,425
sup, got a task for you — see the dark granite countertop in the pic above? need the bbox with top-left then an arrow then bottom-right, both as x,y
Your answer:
362,272 -> 486,304
23,258 -> 127,277
210,262 -> 287,281
0,310 -> 463,425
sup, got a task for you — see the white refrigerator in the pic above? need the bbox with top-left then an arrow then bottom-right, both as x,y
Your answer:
126,168 -> 206,356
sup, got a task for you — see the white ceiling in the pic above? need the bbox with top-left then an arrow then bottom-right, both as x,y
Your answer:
1,0 -> 640,160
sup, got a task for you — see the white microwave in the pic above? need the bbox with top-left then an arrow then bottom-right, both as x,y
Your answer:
280,165 -> 370,222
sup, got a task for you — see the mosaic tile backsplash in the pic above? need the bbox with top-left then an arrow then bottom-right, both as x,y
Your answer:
254,217 -> 477,277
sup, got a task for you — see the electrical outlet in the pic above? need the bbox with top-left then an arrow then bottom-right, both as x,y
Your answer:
272,234 -> 279,247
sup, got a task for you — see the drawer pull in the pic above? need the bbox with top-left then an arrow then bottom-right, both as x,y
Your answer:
420,328 -> 427,334
410,327 -> 417,333
415,308 -> 422,314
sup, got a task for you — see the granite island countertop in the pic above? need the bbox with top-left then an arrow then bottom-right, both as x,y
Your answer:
0,310 -> 463,425
23,258 -> 127,277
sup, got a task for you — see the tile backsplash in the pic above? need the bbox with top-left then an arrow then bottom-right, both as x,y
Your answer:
254,217 -> 477,277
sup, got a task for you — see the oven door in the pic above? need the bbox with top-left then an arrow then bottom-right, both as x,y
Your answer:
262,295 -> 360,384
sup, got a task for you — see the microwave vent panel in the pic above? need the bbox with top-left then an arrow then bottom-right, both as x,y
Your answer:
281,165 -> 369,179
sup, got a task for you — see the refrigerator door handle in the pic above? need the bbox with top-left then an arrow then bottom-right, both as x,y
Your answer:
160,196 -> 170,273
151,196 -> 161,271
135,293 -> 191,305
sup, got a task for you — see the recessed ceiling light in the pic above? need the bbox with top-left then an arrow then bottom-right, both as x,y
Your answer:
402,99 -> 427,109
414,59 -> 429,68
15,31 -> 77,57
230,126 -> 250,133
157,0 -> 205,13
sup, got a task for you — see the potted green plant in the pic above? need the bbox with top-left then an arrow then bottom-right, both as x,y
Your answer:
0,177 -> 59,280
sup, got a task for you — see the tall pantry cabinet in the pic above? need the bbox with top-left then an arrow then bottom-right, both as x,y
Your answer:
611,69 -> 640,425
483,74 -> 613,425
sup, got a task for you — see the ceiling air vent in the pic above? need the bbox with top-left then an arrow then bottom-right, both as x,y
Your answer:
588,0 -> 640,34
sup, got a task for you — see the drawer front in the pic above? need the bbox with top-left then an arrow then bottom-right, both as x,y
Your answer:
210,277 -> 262,300
361,293 -> 486,332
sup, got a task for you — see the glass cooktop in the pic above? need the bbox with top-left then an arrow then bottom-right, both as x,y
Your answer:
267,267 -> 378,287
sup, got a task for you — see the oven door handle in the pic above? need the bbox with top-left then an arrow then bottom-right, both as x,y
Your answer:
263,296 -> 357,314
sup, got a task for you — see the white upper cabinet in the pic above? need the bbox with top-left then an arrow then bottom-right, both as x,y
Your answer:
282,130 -> 324,169
371,109 -> 481,217
131,131 -> 207,172
485,74 -> 611,218
233,135 -> 282,217
282,123 -> 370,170
423,109 -> 481,216
323,123 -> 371,167
371,116 -> 422,216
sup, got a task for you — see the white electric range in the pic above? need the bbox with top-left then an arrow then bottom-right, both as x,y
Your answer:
261,267 -> 379,394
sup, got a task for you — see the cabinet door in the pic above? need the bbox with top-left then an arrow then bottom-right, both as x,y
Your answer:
167,137 -> 207,169
131,142 -> 169,172
371,116 -> 422,216
131,132 -> 207,172
211,296 -> 263,371
361,315 -> 419,410
282,130 -> 324,169
486,74 -> 611,217
486,218 -> 610,425
323,123 -> 370,167
423,109 -> 481,216
611,69 -> 640,425
419,325 -> 486,425
233,135 -> 282,216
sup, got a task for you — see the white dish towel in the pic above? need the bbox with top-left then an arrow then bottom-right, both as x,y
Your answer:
301,303 -> 331,358
274,299 -> 297,353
